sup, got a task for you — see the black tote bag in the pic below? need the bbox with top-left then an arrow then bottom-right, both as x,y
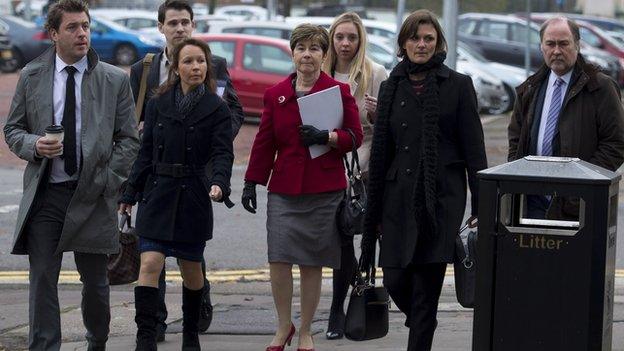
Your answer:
345,242 -> 390,341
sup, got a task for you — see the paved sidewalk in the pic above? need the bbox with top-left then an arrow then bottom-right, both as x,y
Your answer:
1,277 -> 623,351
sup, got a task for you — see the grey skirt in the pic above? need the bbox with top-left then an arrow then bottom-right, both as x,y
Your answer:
266,191 -> 343,269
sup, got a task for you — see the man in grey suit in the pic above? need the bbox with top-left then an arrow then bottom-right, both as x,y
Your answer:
129,0 -> 244,340
3,0 -> 140,350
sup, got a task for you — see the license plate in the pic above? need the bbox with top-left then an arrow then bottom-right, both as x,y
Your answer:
1,50 -> 11,59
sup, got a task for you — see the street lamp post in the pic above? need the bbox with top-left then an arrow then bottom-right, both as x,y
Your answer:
525,0 -> 532,78
443,0 -> 458,70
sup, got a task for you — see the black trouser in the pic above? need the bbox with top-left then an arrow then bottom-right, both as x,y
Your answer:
383,263 -> 447,351
26,182 -> 110,350
157,259 -> 210,332
329,235 -> 358,313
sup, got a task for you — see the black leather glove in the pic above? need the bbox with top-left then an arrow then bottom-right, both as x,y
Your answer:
299,125 -> 329,146
241,181 -> 257,214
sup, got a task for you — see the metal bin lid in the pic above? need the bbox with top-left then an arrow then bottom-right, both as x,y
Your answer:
477,156 -> 621,185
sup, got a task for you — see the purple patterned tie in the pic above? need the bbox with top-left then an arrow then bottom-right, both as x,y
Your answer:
541,78 -> 564,156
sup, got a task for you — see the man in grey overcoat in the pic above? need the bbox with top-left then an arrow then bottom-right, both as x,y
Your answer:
3,0 -> 139,349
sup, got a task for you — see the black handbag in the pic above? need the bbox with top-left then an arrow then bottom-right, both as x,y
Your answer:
337,129 -> 367,236
454,223 -> 477,308
345,243 -> 390,341
107,213 -> 140,285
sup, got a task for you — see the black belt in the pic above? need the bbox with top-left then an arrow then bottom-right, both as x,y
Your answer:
153,163 -> 205,178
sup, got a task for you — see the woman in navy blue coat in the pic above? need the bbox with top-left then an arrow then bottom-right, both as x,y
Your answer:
119,38 -> 233,350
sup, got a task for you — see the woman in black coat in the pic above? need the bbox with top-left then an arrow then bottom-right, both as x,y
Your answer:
119,38 -> 233,351
360,10 -> 487,351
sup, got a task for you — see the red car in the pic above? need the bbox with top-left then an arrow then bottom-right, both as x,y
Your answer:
194,33 -> 293,117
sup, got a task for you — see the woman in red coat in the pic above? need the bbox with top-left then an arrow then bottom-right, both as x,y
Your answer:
241,24 -> 363,351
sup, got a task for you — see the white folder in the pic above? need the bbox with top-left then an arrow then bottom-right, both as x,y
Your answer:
297,85 -> 343,159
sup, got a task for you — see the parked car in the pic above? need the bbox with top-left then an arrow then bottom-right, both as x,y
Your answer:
0,15 -> 51,72
208,21 -> 294,40
304,4 -> 368,19
208,21 -> 396,72
214,5 -> 270,21
0,19 -> 13,73
90,16 -> 163,66
457,41 -> 527,114
194,33 -> 293,116
14,0 -> 46,18
458,13 -> 544,70
286,16 -> 396,42
194,14 -> 230,33
527,12 -> 624,35
367,34 -> 398,73
90,9 -> 159,32
579,40 -> 624,85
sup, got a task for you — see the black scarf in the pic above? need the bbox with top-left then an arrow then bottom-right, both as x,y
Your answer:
175,83 -> 205,117
364,52 -> 446,244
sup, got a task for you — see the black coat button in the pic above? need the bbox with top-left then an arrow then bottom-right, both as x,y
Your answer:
181,185 -> 186,190
401,122 -> 408,128
189,126 -> 195,132
186,147 -> 192,152
404,146 -> 409,152
157,123 -> 163,128
406,168 -> 412,175
400,101 -> 406,107
158,145 -> 163,150
153,181 -> 157,185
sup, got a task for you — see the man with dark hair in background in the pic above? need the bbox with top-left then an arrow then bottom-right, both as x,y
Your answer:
129,0 -> 244,341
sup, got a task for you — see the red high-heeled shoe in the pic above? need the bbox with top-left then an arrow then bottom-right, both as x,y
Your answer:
265,323 -> 296,351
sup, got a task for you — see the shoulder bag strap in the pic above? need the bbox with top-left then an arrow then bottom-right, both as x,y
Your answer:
343,128 -> 362,178
135,53 -> 155,123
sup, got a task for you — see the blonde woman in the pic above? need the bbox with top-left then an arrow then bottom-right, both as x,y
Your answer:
321,11 -> 388,340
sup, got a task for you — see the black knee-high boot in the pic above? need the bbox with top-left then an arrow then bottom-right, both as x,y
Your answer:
134,286 -> 159,351
182,286 -> 203,351
326,243 -> 357,339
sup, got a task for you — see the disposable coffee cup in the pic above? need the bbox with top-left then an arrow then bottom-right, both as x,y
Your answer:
44,125 -> 64,156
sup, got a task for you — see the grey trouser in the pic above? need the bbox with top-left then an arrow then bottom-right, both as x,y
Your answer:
26,182 -> 110,351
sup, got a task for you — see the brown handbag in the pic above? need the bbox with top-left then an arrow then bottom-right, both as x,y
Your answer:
107,213 -> 140,285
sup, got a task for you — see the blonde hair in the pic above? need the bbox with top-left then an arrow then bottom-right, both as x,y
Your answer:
322,12 -> 372,99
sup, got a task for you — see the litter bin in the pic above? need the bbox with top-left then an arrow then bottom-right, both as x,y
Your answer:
472,156 -> 620,351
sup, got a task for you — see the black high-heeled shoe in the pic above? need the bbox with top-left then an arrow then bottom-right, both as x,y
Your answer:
325,311 -> 345,340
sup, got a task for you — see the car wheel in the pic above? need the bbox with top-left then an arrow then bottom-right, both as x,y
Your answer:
0,48 -> 22,73
487,84 -> 514,115
114,44 -> 137,66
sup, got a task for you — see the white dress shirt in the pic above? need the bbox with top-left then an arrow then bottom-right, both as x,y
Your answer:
50,54 -> 88,183
536,69 -> 573,156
